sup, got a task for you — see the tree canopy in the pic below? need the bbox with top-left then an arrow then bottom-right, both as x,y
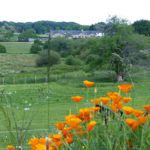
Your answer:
132,20 -> 150,36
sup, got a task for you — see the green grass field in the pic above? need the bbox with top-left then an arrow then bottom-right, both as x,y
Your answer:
0,42 -> 32,54
0,79 -> 150,147
0,42 -> 150,148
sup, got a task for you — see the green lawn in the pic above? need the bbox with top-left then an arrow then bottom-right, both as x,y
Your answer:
0,42 -> 32,54
0,80 -> 149,147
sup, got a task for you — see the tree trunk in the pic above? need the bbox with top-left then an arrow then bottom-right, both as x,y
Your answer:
117,73 -> 123,82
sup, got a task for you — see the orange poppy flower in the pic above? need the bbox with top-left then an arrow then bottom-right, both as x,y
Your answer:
107,92 -> 121,104
79,108 -> 90,116
51,134 -> 62,148
83,80 -> 95,88
71,96 -> 84,102
122,106 -> 134,115
133,109 -> 144,117
91,98 -> 100,104
89,107 -> 100,112
125,118 -> 139,131
51,134 -> 62,142
36,144 -> 45,150
113,97 -> 122,104
144,105 -> 150,111
65,134 -> 73,144
116,102 -> 123,109
79,108 -> 91,121
138,116 -> 148,124
122,97 -> 132,103
39,138 -> 46,144
118,84 -> 133,93
66,116 -> 82,128
110,104 -> 118,113
65,115 -> 76,122
28,137 -> 39,145
87,121 -> 97,132
75,125 -> 85,136
49,145 -> 56,150
100,97 -> 110,105
107,92 -> 119,99
7,145 -> 15,150
55,122 -> 66,130
62,127 -> 72,137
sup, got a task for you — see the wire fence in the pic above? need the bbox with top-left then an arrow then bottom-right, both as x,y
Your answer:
0,82 -> 88,149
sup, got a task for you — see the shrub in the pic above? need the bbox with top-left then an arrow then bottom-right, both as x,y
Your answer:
30,40 -> 43,54
0,44 -> 6,53
65,55 -> 82,65
91,70 -> 117,82
30,44 -> 42,54
36,50 -> 61,67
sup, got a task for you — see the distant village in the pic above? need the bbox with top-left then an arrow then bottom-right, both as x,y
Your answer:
29,30 -> 103,42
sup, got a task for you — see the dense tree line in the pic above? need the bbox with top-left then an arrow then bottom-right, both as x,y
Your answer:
0,21 -> 89,34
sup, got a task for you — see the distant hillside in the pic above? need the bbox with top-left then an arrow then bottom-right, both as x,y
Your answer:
0,21 -> 89,34
1,18 -> 150,36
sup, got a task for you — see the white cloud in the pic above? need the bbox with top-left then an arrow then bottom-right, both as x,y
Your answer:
0,0 -> 150,24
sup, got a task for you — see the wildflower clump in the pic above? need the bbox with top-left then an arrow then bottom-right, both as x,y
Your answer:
8,80 -> 150,149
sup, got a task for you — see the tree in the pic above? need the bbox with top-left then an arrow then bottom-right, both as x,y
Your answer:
132,20 -> 150,36
44,37 -> 71,56
0,44 -> 6,53
104,16 -> 128,36
98,17 -> 134,81
89,22 -> 106,32
0,27 -> 14,41
36,50 -> 60,67
30,40 -> 43,54
18,29 -> 37,42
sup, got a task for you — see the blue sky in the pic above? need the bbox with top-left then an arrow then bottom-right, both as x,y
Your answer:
0,0 -> 150,25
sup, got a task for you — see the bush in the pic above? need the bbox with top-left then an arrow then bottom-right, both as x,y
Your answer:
0,44 -> 6,53
91,70 -> 117,82
30,44 -> 42,54
65,55 -> 82,65
36,50 -> 61,67
30,40 -> 43,54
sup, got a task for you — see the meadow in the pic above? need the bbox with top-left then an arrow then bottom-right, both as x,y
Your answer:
0,42 -> 32,54
0,42 -> 150,149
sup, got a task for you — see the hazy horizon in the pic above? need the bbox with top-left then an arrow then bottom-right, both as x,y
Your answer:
0,0 -> 150,25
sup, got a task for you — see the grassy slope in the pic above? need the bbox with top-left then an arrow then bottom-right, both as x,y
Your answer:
0,42 -> 32,54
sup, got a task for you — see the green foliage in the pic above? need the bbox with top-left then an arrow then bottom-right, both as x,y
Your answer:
65,55 -> 82,65
104,16 -> 129,36
0,44 -> 6,53
0,27 -> 14,41
30,40 -> 43,54
18,29 -> 37,42
89,22 -> 106,31
133,20 -> 150,36
44,37 -> 71,56
86,54 -> 101,68
36,50 -> 61,67
0,21 -> 89,34
91,70 -> 117,82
